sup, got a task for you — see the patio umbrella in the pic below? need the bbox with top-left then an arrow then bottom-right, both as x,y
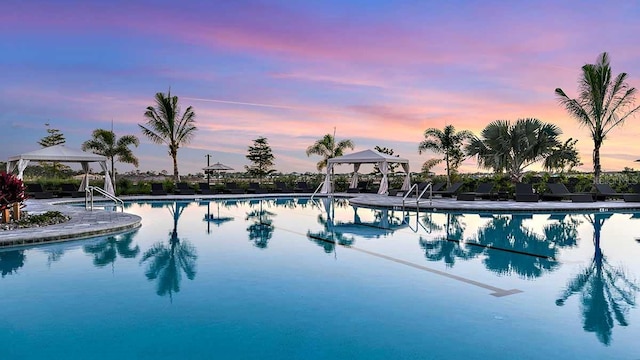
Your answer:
203,162 -> 234,182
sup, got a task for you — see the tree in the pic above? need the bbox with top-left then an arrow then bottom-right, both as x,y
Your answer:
139,90 -> 197,182
421,158 -> 442,175
38,122 -> 65,147
82,129 -> 139,185
373,146 -> 400,173
245,137 -> 276,182
556,52 -> 640,184
306,133 -> 354,172
38,123 -> 67,176
418,125 -> 473,186
465,118 -> 563,183
543,138 -> 582,173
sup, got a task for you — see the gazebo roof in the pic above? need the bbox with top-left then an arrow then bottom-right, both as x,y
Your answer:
327,149 -> 409,164
8,145 -> 106,163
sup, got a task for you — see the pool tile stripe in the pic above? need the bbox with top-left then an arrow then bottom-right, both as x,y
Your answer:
306,233 -> 523,297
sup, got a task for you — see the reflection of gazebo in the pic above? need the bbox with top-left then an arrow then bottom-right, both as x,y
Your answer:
332,207 -> 408,238
6,145 -> 115,195
201,201 -> 234,234
320,149 -> 411,195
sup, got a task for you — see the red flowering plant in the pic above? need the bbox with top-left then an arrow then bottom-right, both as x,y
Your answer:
0,172 -> 27,211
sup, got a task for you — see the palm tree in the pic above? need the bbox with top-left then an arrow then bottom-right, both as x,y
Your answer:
82,129 -> 139,186
306,133 -> 354,171
556,52 -> 640,184
418,125 -> 473,186
466,118 -> 562,183
139,90 -> 197,182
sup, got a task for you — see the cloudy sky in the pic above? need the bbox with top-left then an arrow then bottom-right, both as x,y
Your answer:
2,0 -> 640,175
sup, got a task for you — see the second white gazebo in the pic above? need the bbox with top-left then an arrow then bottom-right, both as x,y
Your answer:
320,149 -> 411,195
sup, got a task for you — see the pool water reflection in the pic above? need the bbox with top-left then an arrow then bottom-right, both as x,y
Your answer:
1,197 -> 639,359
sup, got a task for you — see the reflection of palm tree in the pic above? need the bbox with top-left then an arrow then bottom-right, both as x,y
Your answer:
0,250 -> 25,277
473,215 -> 559,279
140,202 -> 197,300
556,213 -> 639,345
419,213 -> 482,267
84,230 -> 140,269
543,215 -> 581,248
246,200 -> 276,248
44,248 -> 65,266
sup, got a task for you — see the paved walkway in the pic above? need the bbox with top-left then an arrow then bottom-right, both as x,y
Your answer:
0,198 -> 141,248
349,193 -> 640,213
2,192 -> 639,248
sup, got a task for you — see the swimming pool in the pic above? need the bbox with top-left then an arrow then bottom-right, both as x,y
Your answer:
1,197 -> 639,359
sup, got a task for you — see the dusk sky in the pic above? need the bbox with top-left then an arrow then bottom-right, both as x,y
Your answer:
2,0 -> 640,176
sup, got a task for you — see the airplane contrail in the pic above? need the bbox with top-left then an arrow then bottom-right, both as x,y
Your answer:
183,97 -> 348,114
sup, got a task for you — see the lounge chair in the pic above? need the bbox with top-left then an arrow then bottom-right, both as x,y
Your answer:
595,183 -> 640,202
175,182 -> 196,195
274,181 -> 292,193
294,181 -> 312,193
26,183 -> 54,199
60,183 -> 85,198
432,182 -> 463,198
151,183 -> 167,196
224,182 -> 245,194
457,182 -> 495,201
514,183 -> 539,202
542,183 -> 594,202
248,182 -> 268,194
429,182 -> 446,192
198,182 -> 216,195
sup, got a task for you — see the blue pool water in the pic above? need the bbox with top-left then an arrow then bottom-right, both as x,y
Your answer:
1,197 -> 639,359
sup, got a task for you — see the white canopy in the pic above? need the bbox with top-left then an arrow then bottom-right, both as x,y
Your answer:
6,145 -> 115,196
321,149 -> 411,195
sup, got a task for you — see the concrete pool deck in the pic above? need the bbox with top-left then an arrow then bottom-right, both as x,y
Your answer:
1,192 -> 639,248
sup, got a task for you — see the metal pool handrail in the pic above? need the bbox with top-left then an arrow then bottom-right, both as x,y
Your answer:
402,182 -> 432,213
85,186 -> 124,212
310,182 -> 324,200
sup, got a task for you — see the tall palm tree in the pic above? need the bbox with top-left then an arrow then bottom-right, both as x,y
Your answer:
556,52 -> 640,184
466,118 -> 562,182
306,133 -> 354,171
418,125 -> 473,186
82,129 -> 139,186
139,90 -> 197,182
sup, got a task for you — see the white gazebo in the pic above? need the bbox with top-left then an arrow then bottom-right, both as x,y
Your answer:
6,145 -> 115,196
320,149 -> 411,195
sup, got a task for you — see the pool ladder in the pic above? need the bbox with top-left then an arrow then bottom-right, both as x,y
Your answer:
85,186 -> 124,212
401,182 -> 432,214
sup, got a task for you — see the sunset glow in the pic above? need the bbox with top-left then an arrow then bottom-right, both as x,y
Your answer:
2,0 -> 640,175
